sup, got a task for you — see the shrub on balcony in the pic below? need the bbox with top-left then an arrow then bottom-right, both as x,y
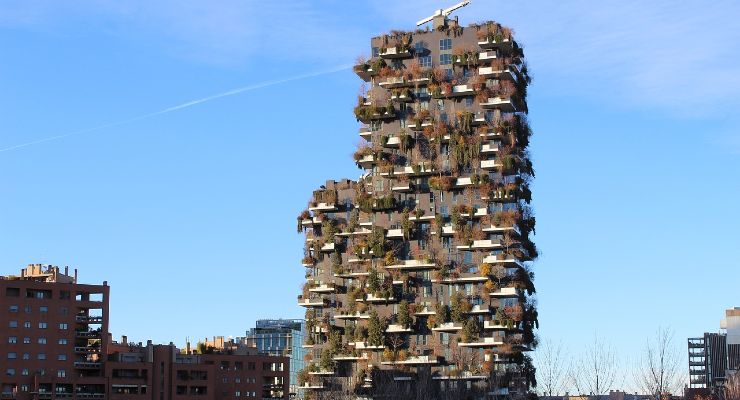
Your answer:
435,302 -> 450,325
397,300 -> 412,328
462,318 -> 482,343
450,292 -> 472,323
429,176 -> 455,191
367,310 -> 384,347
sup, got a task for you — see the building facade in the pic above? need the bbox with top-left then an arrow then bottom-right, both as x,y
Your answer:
1,264 -> 290,400
297,13 -> 537,400
688,333 -> 727,389
243,319 -> 305,397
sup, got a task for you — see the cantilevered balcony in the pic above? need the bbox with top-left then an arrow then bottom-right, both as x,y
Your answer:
454,177 -> 473,187
484,320 -> 519,330
458,336 -> 504,348
356,154 -> 375,168
308,370 -> 335,376
333,353 -> 369,361
386,324 -> 413,333
74,361 -> 102,369
477,36 -> 513,50
443,84 -> 475,97
320,242 -> 337,252
481,97 -> 517,112
481,143 -> 499,153
359,293 -> 396,303
308,283 -> 336,293
351,341 -> 385,350
490,287 -> 519,298
301,216 -> 322,227
75,315 -> 103,323
74,346 -> 101,354
434,274 -> 488,284
433,371 -> 488,380
381,355 -> 440,365
456,239 -> 503,250
482,224 -> 520,235
298,297 -> 327,308
75,330 -> 102,339
391,182 -> 414,192
379,47 -> 412,59
385,259 -> 436,270
467,304 -> 491,314
302,383 -> 325,390
479,51 -> 498,61
386,228 -> 404,239
414,306 -> 436,316
482,254 -> 524,268
309,202 -> 337,212
478,66 -> 516,80
378,77 -> 408,88
432,322 -> 463,332
334,311 -> 370,320
359,127 -> 373,140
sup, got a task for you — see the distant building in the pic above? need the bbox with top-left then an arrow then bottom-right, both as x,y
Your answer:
243,319 -> 305,397
721,307 -> 740,373
0,264 -> 289,399
687,306 -> 740,395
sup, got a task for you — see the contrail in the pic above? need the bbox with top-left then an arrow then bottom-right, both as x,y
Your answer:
0,64 -> 352,153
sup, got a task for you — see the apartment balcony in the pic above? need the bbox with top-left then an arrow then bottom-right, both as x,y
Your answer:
489,189 -> 516,203
337,227 -> 372,237
391,182 -> 414,192
482,224 -> 520,235
414,306 -> 436,316
359,219 -> 373,227
308,370 -> 335,376
484,320 -> 519,330
74,346 -> 101,354
360,293 -> 396,303
386,228 -> 404,238
359,127 -> 373,140
433,371 -> 488,380
379,47 -> 412,59
74,361 -> 102,369
301,383 -> 325,390
309,202 -> 337,212
386,324 -> 413,333
478,66 -> 516,80
308,283 -> 336,293
458,336 -> 504,348
478,36 -> 513,50
381,355 -> 440,366
481,143 -> 500,153
351,341 -> 385,350
298,297 -> 327,308
390,92 -> 413,102
301,216 -> 322,228
461,207 -> 489,218
434,274 -> 487,284
378,77 -> 409,88
333,353 -> 369,361
409,214 -> 435,223
75,315 -> 103,323
385,136 -> 401,147
481,97 -> 518,112
483,255 -> 524,268
443,84 -> 475,97
489,388 -> 511,396
456,239 -> 503,250
454,177 -> 473,187
408,119 -> 434,131
356,154 -> 375,168
320,242 -> 336,252
490,287 -> 519,298
479,51 -> 498,61
385,259 -> 436,270
467,304 -> 492,314
75,330 -> 102,339
432,322 -> 464,332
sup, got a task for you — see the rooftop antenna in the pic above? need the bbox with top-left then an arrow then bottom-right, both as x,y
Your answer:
416,1 -> 471,27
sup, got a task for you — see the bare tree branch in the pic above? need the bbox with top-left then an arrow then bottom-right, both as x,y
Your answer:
632,327 -> 682,399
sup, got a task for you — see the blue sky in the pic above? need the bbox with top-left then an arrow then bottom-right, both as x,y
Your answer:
1,0 -> 739,390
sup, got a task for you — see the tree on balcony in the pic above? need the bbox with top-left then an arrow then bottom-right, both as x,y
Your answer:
367,310 -> 384,347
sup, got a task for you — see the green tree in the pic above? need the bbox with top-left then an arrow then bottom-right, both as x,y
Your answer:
368,309 -> 384,346
397,300 -> 412,328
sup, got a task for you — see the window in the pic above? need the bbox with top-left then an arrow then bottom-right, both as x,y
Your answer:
9,305 -> 18,312
59,323 -> 68,330
235,378 -> 241,383
440,54 -> 452,65
371,47 -> 379,57
418,55 -> 432,68
6,368 -> 14,376
466,97 -> 474,107
440,38 -> 452,50
9,320 -> 17,328
8,352 -> 17,359
6,287 -> 20,297
58,338 -> 68,345
38,353 -> 46,360
38,337 -> 47,344
57,370 -> 66,378
39,306 -> 48,313
59,307 -> 68,315
39,322 -> 48,329
23,321 -> 30,328
24,305 -> 30,313
8,336 -> 17,344
23,337 -> 30,344
58,354 -> 67,361
414,41 -> 425,54
20,385 -> 29,392
22,353 -> 29,360
21,369 -> 29,376
235,392 -> 241,397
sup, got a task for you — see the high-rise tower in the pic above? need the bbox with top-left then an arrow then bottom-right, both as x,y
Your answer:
297,11 -> 537,399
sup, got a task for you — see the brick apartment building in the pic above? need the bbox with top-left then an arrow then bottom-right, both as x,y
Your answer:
1,264 -> 289,400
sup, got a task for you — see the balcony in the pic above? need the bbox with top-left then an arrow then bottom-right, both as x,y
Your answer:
334,312 -> 370,320
301,383 -> 325,390
481,143 -> 499,153
456,239 -> 502,250
356,154 -> 375,168
386,324 -> 413,333
74,346 -> 101,354
434,274 -> 487,284
301,216 -> 322,227
378,77 -> 408,88
481,159 -> 501,169
433,371 -> 488,380
458,336 -> 504,348
467,304 -> 491,314
308,369 -> 335,376
337,227 -> 372,237
333,353 -> 369,361
75,315 -> 103,323
74,361 -> 102,369
320,242 -> 336,252
482,255 -> 524,268
381,355 -> 440,365
443,84 -> 475,98
360,293 -> 396,303
297,297 -> 327,308
359,127 -> 373,140
432,322 -> 463,332
481,97 -> 517,112
379,47 -> 412,59
484,320 -> 518,330
386,228 -> 404,238
482,224 -> 520,235
391,182 -> 414,192
454,177 -> 473,187
477,36 -> 513,50
414,306 -> 436,316
351,341 -> 384,351
385,259 -> 436,270
461,207 -> 489,218
75,330 -> 102,338
490,287 -> 519,298
308,284 -> 336,294
479,51 -> 498,61
478,66 -> 516,80
308,202 -> 337,212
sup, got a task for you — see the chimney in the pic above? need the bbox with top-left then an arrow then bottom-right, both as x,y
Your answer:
122,335 -> 128,345
74,268 -> 78,283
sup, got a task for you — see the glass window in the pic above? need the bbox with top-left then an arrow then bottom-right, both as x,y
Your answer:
9,305 -> 18,312
38,353 -> 46,360
418,55 -> 432,68
57,370 -> 66,378
58,354 -> 67,361
9,320 -> 17,328
439,54 -> 452,65
466,97 -> 473,107
23,337 -> 30,344
39,306 -> 48,313
58,339 -> 67,345
440,38 -> 452,50
23,353 -> 30,360
414,41 -> 424,53
38,337 -> 47,344
8,336 -> 17,344
59,323 -> 68,330
5,368 -> 14,376
39,322 -> 48,329
8,352 -> 17,359
371,47 -> 379,57
22,369 -> 29,376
